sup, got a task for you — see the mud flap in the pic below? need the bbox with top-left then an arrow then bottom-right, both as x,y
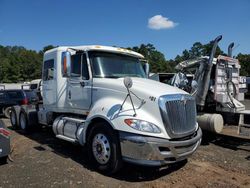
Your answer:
28,111 -> 38,127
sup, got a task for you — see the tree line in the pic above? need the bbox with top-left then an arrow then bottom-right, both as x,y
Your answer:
0,42 -> 249,83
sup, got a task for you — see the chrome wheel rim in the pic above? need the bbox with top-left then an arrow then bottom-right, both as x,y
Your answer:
11,112 -> 16,125
7,108 -> 11,117
92,133 -> 111,164
20,113 -> 26,130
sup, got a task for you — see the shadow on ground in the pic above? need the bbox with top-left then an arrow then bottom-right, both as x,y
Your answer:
1,118 -> 186,182
201,131 -> 250,152
112,160 -> 186,182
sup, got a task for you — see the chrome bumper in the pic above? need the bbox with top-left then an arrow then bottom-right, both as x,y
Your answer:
119,128 -> 202,166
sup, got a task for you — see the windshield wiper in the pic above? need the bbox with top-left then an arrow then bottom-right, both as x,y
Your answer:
94,75 -> 120,78
103,75 -> 120,78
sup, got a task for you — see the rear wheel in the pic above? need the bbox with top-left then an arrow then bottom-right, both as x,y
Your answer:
87,122 -> 122,174
3,107 -> 11,119
19,110 -> 30,132
10,108 -> 18,129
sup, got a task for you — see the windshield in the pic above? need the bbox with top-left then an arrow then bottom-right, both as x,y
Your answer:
7,91 -> 23,99
88,51 -> 146,78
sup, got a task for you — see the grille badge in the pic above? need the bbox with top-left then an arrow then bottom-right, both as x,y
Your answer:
181,95 -> 187,105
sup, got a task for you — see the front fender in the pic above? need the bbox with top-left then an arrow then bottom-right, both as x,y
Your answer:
80,96 -> 169,145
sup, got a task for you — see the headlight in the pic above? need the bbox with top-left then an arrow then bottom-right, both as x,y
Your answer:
124,119 -> 161,133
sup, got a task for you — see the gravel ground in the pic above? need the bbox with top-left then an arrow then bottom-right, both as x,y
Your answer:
0,117 -> 249,188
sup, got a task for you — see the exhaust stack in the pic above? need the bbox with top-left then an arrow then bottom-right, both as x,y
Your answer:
196,35 -> 222,108
228,42 -> 234,57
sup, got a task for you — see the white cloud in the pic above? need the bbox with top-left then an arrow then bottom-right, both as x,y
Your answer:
148,15 -> 178,30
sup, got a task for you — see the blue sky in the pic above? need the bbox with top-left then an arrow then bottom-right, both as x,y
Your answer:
0,0 -> 249,59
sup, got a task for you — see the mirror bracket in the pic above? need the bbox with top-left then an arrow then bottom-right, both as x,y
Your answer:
142,62 -> 150,78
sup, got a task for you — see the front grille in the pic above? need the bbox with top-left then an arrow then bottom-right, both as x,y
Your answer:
159,94 -> 197,138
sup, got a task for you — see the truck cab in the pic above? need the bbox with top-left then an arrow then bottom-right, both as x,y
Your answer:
11,45 -> 202,174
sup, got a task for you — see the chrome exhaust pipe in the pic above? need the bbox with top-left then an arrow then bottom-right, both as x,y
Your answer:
196,35 -> 222,108
228,42 -> 234,57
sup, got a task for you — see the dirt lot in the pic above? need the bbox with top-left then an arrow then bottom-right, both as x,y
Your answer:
0,117 -> 249,188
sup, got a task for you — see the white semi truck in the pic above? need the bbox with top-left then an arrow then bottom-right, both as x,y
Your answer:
10,45 -> 202,173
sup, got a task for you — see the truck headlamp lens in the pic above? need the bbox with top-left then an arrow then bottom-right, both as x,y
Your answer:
124,119 -> 161,133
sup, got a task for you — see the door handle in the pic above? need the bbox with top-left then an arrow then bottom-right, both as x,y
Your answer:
80,81 -> 85,87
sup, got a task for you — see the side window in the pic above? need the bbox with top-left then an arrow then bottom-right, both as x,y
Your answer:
43,59 -> 54,81
71,53 -> 89,80
82,53 -> 89,80
71,54 -> 81,77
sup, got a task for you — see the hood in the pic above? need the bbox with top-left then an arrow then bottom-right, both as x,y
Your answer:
93,77 -> 188,99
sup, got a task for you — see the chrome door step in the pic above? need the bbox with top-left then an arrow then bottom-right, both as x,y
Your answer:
56,135 -> 78,143
62,117 -> 86,124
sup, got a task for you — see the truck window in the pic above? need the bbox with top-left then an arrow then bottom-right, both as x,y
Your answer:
43,59 -> 54,81
7,91 -> 23,99
82,53 -> 89,80
71,54 -> 81,77
89,51 -> 146,78
71,53 -> 89,80
30,84 -> 38,90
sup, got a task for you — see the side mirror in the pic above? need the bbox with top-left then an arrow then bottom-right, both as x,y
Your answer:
123,77 -> 133,89
62,51 -> 71,77
143,63 -> 150,78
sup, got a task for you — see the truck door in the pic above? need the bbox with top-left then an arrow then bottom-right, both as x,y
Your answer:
67,52 -> 91,111
42,59 -> 56,106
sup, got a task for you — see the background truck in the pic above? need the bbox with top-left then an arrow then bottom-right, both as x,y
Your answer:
0,89 -> 39,118
10,45 -> 202,173
169,35 -> 250,136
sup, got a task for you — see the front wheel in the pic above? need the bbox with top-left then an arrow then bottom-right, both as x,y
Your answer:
87,122 -> 122,174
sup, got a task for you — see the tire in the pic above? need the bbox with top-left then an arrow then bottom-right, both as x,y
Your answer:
10,108 -> 18,129
3,107 -> 11,119
19,110 -> 30,132
87,122 -> 122,174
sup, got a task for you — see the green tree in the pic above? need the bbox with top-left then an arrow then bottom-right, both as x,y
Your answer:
38,45 -> 57,57
201,40 -> 224,57
175,40 -> 225,64
237,53 -> 250,76
128,43 -> 174,73
189,42 -> 203,58
0,45 -> 43,83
